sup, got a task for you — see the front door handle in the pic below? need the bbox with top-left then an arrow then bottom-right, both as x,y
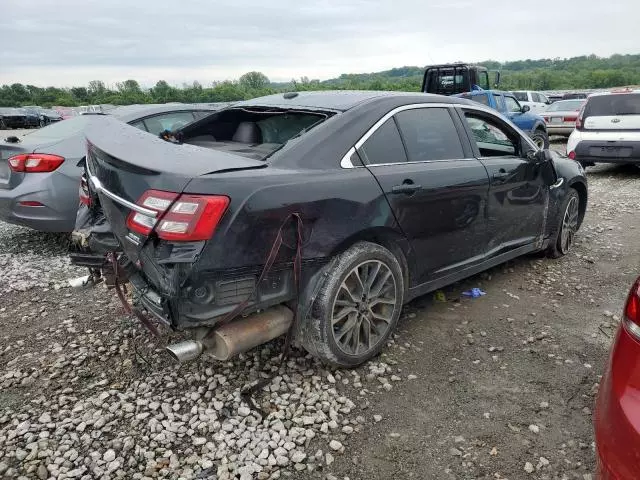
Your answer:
493,169 -> 509,181
392,183 -> 422,195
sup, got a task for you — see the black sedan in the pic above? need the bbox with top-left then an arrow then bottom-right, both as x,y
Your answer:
0,107 -> 28,129
71,91 -> 588,367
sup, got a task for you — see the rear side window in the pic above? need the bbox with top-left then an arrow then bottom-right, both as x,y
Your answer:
531,92 -> 541,102
584,94 -> 640,116
395,108 -> 464,162
493,94 -> 505,110
358,119 -> 407,165
513,91 -> 528,102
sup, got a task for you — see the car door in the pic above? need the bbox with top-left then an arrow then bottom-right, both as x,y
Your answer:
356,105 -> 490,285
456,106 -> 547,256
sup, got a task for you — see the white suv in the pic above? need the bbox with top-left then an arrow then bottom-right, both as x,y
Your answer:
512,91 -> 551,113
567,89 -> 640,168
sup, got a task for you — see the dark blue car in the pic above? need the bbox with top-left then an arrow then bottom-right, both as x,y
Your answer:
456,90 -> 549,148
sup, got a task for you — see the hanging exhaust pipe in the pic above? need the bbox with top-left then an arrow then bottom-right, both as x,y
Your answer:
165,305 -> 293,363
166,340 -> 204,363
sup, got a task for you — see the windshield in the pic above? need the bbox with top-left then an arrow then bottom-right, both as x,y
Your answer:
585,93 -> 640,116
22,115 -> 91,139
546,100 -> 585,112
513,92 -> 528,101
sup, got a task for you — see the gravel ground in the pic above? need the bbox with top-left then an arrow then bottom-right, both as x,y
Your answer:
0,138 -> 639,480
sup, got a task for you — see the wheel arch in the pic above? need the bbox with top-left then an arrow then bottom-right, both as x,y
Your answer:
533,120 -> 547,133
329,227 -> 412,294
568,179 -> 587,228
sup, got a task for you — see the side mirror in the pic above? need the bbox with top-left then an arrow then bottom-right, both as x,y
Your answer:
494,71 -> 501,87
521,105 -> 531,113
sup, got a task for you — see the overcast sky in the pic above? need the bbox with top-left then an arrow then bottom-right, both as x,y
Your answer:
2,0 -> 638,87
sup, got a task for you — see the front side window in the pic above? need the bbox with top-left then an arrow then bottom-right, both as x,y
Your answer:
358,118 -> 407,165
504,96 -> 522,113
464,113 -> 518,157
394,108 -> 464,162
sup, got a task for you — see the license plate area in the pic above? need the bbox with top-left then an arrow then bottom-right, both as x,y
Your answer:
589,146 -> 632,158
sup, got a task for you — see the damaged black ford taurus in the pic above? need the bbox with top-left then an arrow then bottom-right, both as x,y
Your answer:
70,91 -> 587,367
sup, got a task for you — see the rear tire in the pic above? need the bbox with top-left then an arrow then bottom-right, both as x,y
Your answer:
302,242 -> 404,367
547,188 -> 580,258
531,129 -> 550,149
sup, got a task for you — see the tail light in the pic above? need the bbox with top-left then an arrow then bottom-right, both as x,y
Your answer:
623,277 -> 640,340
563,116 -> 577,123
79,174 -> 91,206
8,154 -> 64,173
568,151 -> 576,160
575,105 -> 586,130
126,189 -> 229,241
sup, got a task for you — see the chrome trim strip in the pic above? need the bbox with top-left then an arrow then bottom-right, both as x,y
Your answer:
354,103 -> 455,150
340,103 -> 457,169
340,147 -> 357,168
89,175 -> 158,218
339,101 -> 542,169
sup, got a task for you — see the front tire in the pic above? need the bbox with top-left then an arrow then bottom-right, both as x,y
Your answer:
303,242 -> 404,367
547,188 -> 580,258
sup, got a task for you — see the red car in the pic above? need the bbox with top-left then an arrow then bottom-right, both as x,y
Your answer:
595,276 -> 640,479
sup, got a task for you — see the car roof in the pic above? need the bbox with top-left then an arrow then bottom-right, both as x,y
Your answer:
234,90 -> 462,112
110,103 -> 220,122
588,89 -> 640,98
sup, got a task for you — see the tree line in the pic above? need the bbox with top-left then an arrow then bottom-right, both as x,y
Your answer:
1,54 -> 639,108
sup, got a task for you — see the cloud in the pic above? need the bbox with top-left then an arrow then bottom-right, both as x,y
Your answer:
1,0 -> 638,86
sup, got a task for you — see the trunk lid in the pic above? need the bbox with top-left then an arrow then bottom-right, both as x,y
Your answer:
83,116 -> 265,265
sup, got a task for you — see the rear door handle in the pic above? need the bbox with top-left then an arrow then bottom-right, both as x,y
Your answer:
392,184 -> 422,194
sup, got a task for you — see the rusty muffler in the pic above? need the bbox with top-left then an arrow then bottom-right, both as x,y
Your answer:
165,305 -> 293,363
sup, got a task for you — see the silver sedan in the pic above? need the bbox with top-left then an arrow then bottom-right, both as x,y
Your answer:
0,104 -> 224,232
541,99 -> 586,137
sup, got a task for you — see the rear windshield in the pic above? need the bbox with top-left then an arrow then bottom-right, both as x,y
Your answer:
546,100 -> 584,112
21,116 -> 91,140
425,67 -> 469,95
584,94 -> 640,116
513,92 -> 528,101
182,107 -> 330,160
